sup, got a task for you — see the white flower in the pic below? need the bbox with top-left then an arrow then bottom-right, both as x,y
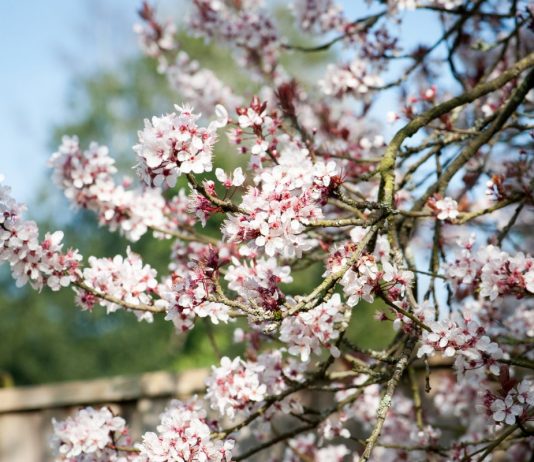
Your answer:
280,294 -> 346,361
51,407 -> 127,460
215,167 -> 246,187
386,111 -> 399,123
137,399 -> 234,461
491,395 -> 523,425
238,107 -> 264,128
435,197 -> 459,221
251,138 -> 269,156
76,247 -> 157,322
205,356 -> 267,419
134,105 -> 222,188
524,270 -> 534,294
212,104 -> 229,128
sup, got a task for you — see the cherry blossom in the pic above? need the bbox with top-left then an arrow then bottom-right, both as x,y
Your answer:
480,378 -> 534,427
134,2 -> 242,114
0,177 -> 81,291
51,407 -> 131,461
225,255 -> 292,311
340,252 -> 413,307
280,293 -> 348,361
136,398 -> 234,461
434,196 -> 459,221
75,247 -> 158,322
320,60 -> 383,96
417,312 -> 505,377
160,263 -> 231,333
222,142 -> 341,258
134,104 -> 227,188
134,4 -> 176,57
215,167 -> 246,188
292,0 -> 346,33
491,395 -> 523,425
1,1 -> 532,461
446,236 -> 534,300
189,0 -> 280,72
50,136 -> 181,241
205,356 -> 267,419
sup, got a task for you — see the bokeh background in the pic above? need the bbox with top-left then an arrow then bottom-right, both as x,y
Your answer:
0,0 -> 439,387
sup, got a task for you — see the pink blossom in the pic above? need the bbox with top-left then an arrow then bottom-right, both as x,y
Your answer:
0,178 -> 81,291
76,247 -> 158,322
51,407 -> 130,461
280,293 -> 347,361
435,196 -> 459,221
205,356 -> 267,419
137,398 -> 234,462
215,167 -> 246,188
134,104 -> 226,188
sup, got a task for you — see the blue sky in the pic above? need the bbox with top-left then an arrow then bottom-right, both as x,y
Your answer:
0,0 -> 155,201
0,0 -> 437,202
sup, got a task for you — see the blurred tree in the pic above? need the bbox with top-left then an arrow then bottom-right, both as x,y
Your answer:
0,18 -> 390,386
0,36 -> 262,386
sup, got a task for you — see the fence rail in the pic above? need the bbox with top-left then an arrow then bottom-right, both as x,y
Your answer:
0,369 -> 208,462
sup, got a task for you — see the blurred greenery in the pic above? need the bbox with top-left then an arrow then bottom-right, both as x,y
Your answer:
346,300 -> 397,350
0,12 -> 392,387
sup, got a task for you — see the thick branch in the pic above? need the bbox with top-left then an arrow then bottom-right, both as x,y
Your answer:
360,337 -> 416,462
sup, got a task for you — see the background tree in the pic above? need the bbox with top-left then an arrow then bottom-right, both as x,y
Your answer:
0,8 -> 390,385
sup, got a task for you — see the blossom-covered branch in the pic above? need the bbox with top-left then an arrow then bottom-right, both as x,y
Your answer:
2,0 -> 534,460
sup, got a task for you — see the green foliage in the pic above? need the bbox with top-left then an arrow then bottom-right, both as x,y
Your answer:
345,300 -> 397,350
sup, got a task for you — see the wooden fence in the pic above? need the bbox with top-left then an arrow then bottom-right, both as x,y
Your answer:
0,369 -> 208,461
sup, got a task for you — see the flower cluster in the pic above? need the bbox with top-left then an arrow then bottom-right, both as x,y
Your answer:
229,96 -> 286,169
134,3 -> 242,114
205,356 -> 268,420
225,255 -> 292,311
292,0 -> 346,33
160,270 -> 230,333
324,231 -> 413,308
75,247 -> 158,322
50,136 -> 177,241
502,301 -> 534,341
137,398 -> 234,461
51,406 -> 131,461
280,293 -> 348,361
283,434 -> 350,462
190,0 -> 280,72
485,154 -> 534,202
480,379 -> 534,426
160,243 -> 233,332
446,236 -> 534,300
320,60 -> 383,96
134,3 -> 176,57
340,253 -> 414,308
205,351 -> 305,431
134,104 -> 227,188
0,177 -> 81,291
164,52 -> 243,115
417,311 -> 504,377
325,381 -> 443,462
223,144 -> 341,258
